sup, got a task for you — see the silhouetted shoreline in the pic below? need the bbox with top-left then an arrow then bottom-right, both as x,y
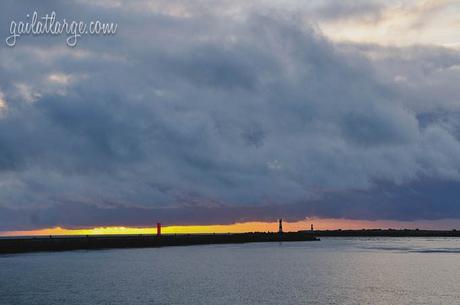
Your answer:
2,229 -> 459,254
0,232 -> 318,254
307,229 -> 460,237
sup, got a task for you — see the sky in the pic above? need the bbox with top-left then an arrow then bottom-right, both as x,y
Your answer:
1,0 -> 460,234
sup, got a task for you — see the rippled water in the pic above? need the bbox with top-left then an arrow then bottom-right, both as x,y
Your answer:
1,237 -> 460,305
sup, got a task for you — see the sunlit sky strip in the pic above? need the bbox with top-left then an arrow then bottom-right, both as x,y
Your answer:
2,218 -> 460,236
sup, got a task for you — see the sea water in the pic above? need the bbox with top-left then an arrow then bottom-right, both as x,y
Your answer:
1,237 -> 459,305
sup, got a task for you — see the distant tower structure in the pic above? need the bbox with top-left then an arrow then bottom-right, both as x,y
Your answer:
157,223 -> 161,236
311,224 -> 314,232
278,218 -> 283,234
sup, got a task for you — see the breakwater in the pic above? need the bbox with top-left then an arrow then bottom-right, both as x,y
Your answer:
0,232 -> 319,254
307,229 -> 460,237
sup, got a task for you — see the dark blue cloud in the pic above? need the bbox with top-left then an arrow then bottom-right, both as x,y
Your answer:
1,0 -> 460,230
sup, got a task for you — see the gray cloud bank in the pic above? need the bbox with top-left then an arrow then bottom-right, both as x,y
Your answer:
1,0 -> 460,230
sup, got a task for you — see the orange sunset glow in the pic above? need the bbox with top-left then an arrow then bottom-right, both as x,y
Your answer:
1,218 -> 457,237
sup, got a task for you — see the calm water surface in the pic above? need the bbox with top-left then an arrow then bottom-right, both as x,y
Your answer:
1,237 -> 459,305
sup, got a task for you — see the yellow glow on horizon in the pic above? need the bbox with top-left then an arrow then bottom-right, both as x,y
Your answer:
1,218 -> 457,237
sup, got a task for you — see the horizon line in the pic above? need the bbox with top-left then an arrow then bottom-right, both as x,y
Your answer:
2,218 -> 460,237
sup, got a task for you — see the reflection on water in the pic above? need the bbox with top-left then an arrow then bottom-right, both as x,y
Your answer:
1,238 -> 459,305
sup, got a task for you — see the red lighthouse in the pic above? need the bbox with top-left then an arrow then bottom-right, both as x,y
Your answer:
156,223 -> 161,236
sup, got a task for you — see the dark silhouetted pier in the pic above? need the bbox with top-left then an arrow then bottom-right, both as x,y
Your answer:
0,232 -> 319,254
303,229 -> 460,237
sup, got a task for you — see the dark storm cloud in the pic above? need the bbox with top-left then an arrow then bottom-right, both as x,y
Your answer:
1,0 -> 460,230
3,178 -> 460,231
